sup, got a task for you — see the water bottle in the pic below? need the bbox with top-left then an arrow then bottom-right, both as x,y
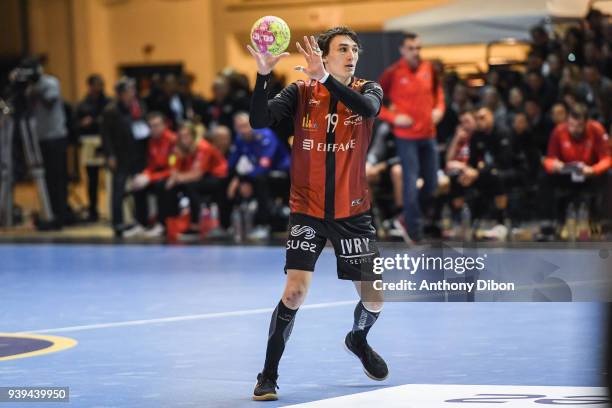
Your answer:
566,202 -> 577,242
461,204 -> 472,242
231,207 -> 243,243
577,202 -> 590,241
441,204 -> 452,238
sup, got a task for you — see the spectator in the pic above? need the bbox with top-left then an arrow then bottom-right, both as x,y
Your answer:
165,122 -> 229,241
544,54 -> 563,84
450,82 -> 474,115
378,32 -> 445,242
525,97 -> 555,156
525,50 -> 545,73
207,125 -> 234,232
543,104 -> 611,221
177,73 -> 209,125
366,121 -> 403,222
482,86 -> 507,125
551,103 -> 568,126
506,86 -> 525,126
510,112 -> 541,186
76,73 -> 110,221
530,25 -> 556,59
101,77 -> 149,236
524,70 -> 556,113
445,110 -> 477,215
562,27 -> 584,66
16,57 -> 69,230
209,125 -> 232,158
126,112 -> 177,238
578,64 -> 612,126
460,107 -> 513,224
228,112 -> 290,240
204,75 -> 249,131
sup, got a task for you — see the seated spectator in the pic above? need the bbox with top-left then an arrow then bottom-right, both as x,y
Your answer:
506,86 -> 525,126
543,104 -> 611,222
209,125 -> 232,158
459,107 -> 513,223
366,121 -> 403,230
164,122 -> 229,241
508,112 -> 543,221
550,103 -> 568,126
208,125 -> 234,231
482,86 -> 507,125
177,73 -> 209,125
525,97 -> 555,156
124,112 -> 176,238
228,112 -> 290,240
524,70 -> 556,113
204,75 -> 249,131
578,64 -> 612,126
445,110 -> 476,216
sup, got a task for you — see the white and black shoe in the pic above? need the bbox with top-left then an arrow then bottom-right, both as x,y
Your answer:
344,332 -> 389,381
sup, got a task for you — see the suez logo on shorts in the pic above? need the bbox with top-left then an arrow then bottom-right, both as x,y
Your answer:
286,225 -> 317,253
302,138 -> 356,152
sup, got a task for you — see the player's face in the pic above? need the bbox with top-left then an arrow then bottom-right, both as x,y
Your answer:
475,108 -> 494,132
177,128 -> 194,150
400,38 -> 421,68
148,117 -> 166,138
568,116 -> 586,139
323,35 -> 359,80
234,115 -> 253,139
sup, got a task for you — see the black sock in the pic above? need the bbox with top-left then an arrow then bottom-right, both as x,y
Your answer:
351,301 -> 380,345
262,300 -> 298,379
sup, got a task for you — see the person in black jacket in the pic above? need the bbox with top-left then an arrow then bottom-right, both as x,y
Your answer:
459,107 -> 513,223
101,77 -> 149,236
76,74 -> 110,221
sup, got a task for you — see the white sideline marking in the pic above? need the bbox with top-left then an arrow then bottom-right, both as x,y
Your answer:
20,300 -> 356,334
281,384 -> 610,408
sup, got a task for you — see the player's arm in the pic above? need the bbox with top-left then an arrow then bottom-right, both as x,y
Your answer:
250,76 -> 298,129
246,44 -> 294,129
320,77 -> 382,118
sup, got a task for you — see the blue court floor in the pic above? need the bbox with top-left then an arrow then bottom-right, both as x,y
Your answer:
0,244 -> 608,407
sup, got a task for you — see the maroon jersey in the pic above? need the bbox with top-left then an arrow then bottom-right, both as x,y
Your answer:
251,73 -> 383,220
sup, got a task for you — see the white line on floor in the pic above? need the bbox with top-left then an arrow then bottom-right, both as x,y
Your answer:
19,300 -> 356,334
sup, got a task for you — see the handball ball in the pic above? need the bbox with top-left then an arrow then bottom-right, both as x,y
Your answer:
250,16 -> 291,56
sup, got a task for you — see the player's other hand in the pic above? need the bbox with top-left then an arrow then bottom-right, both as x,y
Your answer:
246,44 -> 289,76
394,114 -> 413,128
295,36 -> 327,81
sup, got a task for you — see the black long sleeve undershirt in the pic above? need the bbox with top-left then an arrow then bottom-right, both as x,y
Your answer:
320,74 -> 382,118
249,73 -> 383,129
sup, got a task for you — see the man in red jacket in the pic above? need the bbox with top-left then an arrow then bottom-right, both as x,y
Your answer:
125,112 -> 176,238
378,32 -> 445,243
544,104 -> 611,221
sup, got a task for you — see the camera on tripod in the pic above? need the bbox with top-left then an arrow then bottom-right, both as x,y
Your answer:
0,56 -> 53,227
6,57 -> 43,100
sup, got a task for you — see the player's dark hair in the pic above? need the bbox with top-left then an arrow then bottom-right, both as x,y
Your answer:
316,26 -> 361,58
146,111 -> 166,122
402,32 -> 419,43
177,121 -> 197,138
569,103 -> 588,121
87,74 -> 103,86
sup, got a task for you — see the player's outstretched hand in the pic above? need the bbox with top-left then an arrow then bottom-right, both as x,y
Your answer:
246,45 -> 289,76
295,36 -> 327,81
